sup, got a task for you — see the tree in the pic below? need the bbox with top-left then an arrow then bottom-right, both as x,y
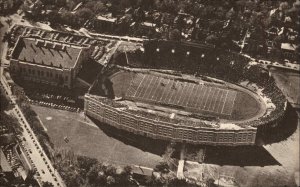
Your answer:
60,11 -> 76,26
106,175 -> 116,185
154,162 -> 169,174
85,1 -> 107,14
123,166 -> 132,175
0,112 -> 22,135
77,155 -> 98,177
75,8 -> 95,25
86,164 -> 106,185
205,34 -> 218,45
169,29 -> 181,41
168,178 -> 196,187
0,90 -> 9,111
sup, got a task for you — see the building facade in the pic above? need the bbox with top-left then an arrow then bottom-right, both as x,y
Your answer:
84,94 -> 257,146
10,37 -> 91,88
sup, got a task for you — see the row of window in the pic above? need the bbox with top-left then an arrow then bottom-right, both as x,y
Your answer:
87,101 -> 255,143
19,66 -> 69,81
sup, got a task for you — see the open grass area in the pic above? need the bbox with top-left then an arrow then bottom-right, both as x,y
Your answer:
31,105 -> 163,168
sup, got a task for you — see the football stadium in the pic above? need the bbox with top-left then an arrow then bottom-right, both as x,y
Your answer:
84,41 -> 287,146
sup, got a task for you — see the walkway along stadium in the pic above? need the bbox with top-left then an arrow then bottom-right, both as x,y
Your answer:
84,40 -> 288,146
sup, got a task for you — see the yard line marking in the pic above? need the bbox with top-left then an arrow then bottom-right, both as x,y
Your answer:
211,88 -> 221,112
187,84 -> 198,107
205,87 -> 214,111
152,77 -> 163,100
162,79 -> 172,102
203,87 -> 212,110
172,82 -> 183,104
126,73 -> 140,96
146,76 -> 159,100
125,75 -> 135,96
136,75 -> 151,98
229,91 -> 237,114
133,74 -> 146,97
163,79 -> 174,104
143,76 -> 155,98
194,84 -> 203,108
127,73 -> 142,97
126,74 -> 142,97
216,89 -> 225,113
151,77 -> 161,99
177,82 -> 188,104
186,84 -> 196,107
159,79 -> 171,102
168,81 -> 178,103
223,91 -> 237,115
196,84 -> 207,109
221,90 -> 229,114
179,83 -> 192,106
208,88 -> 218,111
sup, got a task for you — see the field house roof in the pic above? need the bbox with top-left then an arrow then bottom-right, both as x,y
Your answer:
11,37 -> 88,69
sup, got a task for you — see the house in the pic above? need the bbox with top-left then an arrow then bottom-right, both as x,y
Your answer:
140,22 -> 156,33
94,15 -> 117,32
281,43 -> 298,60
9,37 -> 91,88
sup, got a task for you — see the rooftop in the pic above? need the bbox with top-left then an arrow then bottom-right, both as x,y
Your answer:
96,15 -> 117,23
11,37 -> 89,69
0,148 -> 12,172
281,43 -> 297,51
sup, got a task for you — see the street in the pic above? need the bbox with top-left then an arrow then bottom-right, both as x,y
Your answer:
1,16 -> 65,187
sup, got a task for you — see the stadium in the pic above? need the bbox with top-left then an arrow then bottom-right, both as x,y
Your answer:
84,40 -> 287,146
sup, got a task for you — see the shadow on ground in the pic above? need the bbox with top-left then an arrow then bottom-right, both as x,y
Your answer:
89,116 -> 287,167
256,103 -> 298,145
184,144 -> 281,167
89,117 -> 168,157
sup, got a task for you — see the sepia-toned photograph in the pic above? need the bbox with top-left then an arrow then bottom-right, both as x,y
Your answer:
0,0 -> 299,186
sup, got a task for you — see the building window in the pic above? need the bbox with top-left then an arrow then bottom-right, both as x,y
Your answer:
46,72 -> 49,77
32,70 -> 35,75
50,72 -> 53,77
41,71 -> 44,76
65,76 -> 68,81
37,70 -> 40,76
55,74 -> 58,79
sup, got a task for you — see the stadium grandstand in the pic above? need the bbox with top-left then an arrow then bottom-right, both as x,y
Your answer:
84,40 -> 287,146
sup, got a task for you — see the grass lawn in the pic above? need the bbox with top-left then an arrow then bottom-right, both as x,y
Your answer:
31,105 -> 163,168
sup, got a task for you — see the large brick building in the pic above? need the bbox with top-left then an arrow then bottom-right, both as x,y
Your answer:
10,37 -> 91,88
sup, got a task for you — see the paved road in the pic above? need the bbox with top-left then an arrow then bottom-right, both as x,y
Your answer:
0,74 -> 65,186
0,16 -> 65,187
12,105 -> 65,187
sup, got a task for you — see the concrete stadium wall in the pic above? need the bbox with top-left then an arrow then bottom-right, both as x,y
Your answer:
84,95 -> 257,146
